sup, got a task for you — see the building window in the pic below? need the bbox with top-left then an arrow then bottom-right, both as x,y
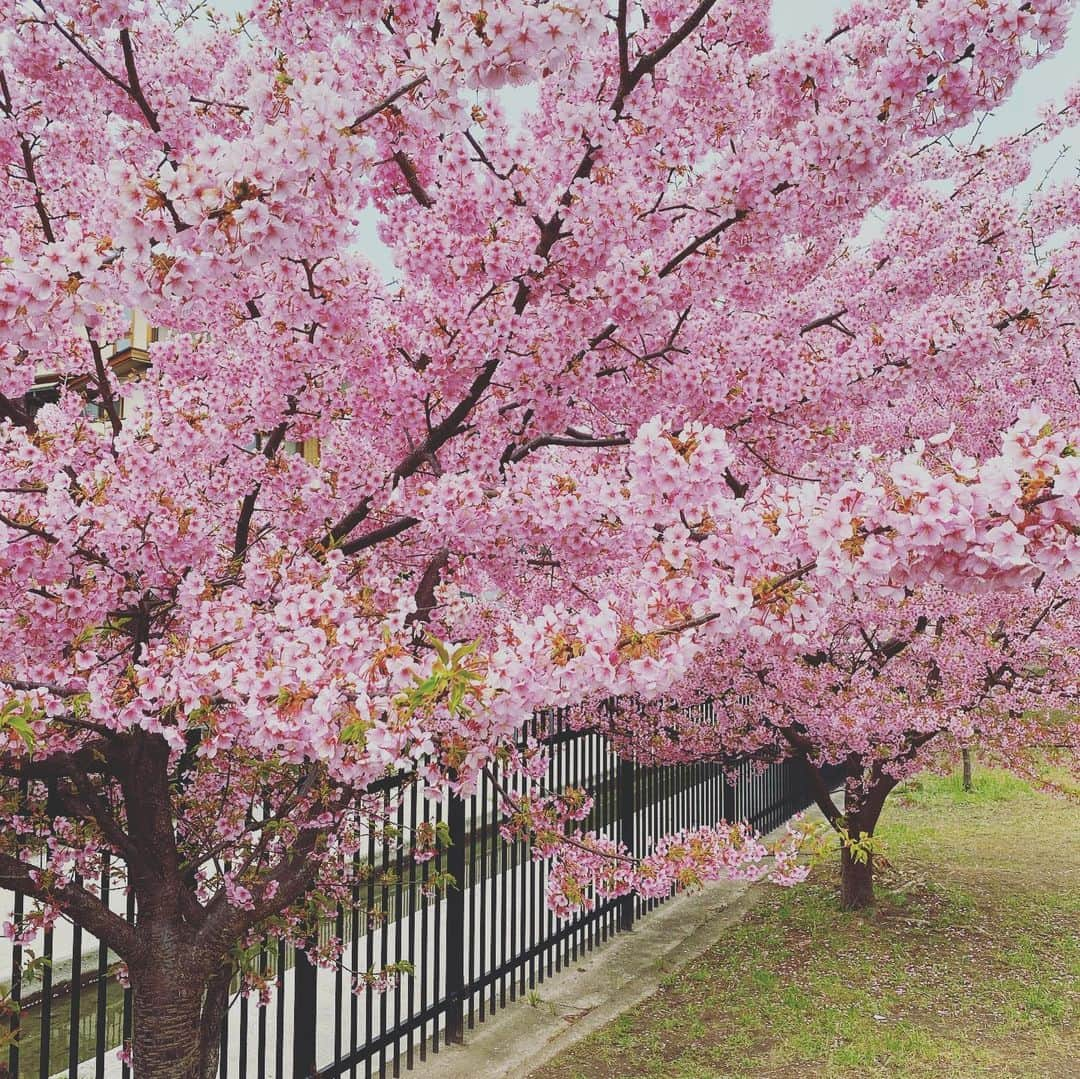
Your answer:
25,383 -> 60,419
83,397 -> 123,423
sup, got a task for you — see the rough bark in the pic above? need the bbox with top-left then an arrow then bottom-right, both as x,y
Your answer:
130,946 -> 232,1079
962,747 -> 974,791
792,758 -> 878,909
118,732 -> 237,1079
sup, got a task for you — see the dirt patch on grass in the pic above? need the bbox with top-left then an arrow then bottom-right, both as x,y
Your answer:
530,771 -> 1079,1079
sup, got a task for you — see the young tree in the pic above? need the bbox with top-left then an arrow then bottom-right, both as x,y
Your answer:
962,746 -> 975,792
1,1 -> 1078,1074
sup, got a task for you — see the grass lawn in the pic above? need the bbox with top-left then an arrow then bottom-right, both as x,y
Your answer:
530,769 -> 1079,1079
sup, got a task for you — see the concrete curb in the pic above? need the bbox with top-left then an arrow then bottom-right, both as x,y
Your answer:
417,807 -> 830,1079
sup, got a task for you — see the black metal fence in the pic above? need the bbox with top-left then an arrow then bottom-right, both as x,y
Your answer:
2,712 -> 839,1078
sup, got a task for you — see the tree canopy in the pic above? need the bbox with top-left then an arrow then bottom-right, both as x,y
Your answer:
0,1 -> 1077,1072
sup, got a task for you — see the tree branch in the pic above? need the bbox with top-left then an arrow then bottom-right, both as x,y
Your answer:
405,547 -> 450,627
507,432 -> 629,465
0,851 -> 142,959
799,308 -> 852,336
338,515 -> 420,555
234,422 -> 288,559
88,339 -> 123,437
117,27 -> 161,133
345,74 -> 427,134
325,359 -> 499,548
658,209 -> 748,278
19,134 -> 56,242
391,150 -> 434,208
614,0 -> 719,116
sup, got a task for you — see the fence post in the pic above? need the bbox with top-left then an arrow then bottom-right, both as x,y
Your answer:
617,754 -> 636,932
444,791 -> 467,1044
722,766 -> 737,825
292,947 -> 318,1077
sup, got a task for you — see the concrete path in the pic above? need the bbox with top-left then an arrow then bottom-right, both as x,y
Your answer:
419,807 -> 830,1079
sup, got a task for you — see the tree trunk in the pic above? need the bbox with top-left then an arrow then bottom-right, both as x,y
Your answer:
838,775 -> 889,911
962,747 -> 973,792
130,949 -> 232,1079
840,842 -> 875,910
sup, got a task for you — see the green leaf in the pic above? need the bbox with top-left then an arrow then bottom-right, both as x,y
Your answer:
0,700 -> 38,749
22,954 -> 52,980
448,683 -> 465,716
341,720 -> 369,745
450,639 -> 480,665
415,673 -> 442,697
425,634 -> 450,665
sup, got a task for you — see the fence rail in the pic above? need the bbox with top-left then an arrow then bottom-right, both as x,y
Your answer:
2,710 -> 842,1078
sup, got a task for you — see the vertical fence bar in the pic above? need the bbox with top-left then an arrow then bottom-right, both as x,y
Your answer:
333,903 -> 345,1075
568,732 -> 579,966
443,791 -> 466,1044
292,949 -> 318,1078
38,927 -> 54,1079
617,753 -> 635,932
257,944 -> 268,1079
508,763 -> 520,995
95,860 -> 110,1079
70,891 -> 84,1079
405,783 -> 419,1071
378,789 -> 390,1075
392,792 -> 405,1077
364,821 -> 376,1074
546,729 -> 557,979
723,767 -> 737,825
468,780 -> 478,1029
7,886 -> 22,1078
417,797 -> 430,1062
551,735 -> 562,977
475,776 -> 487,1025
489,762 -> 501,1009
274,939 -> 286,1079
238,977 -> 250,1079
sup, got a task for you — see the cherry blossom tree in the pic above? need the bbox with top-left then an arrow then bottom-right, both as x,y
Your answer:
1,1 -> 1078,1074
582,585 -> 1077,909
